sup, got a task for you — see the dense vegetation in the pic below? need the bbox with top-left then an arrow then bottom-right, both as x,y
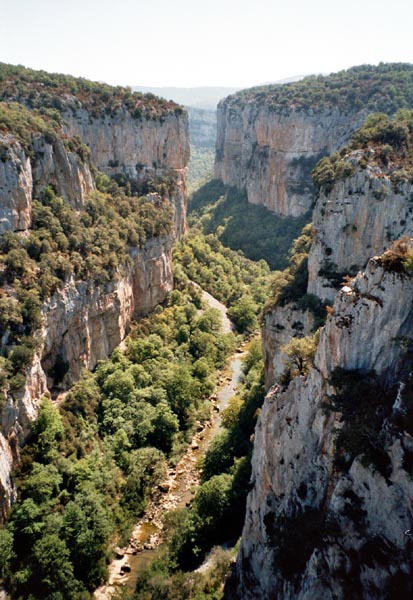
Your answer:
0,102 -> 61,151
133,340 -> 265,598
189,180 -> 310,270
186,147 -> 214,192
0,280 -> 236,598
229,63 -> 413,114
313,110 -> 413,193
174,228 -> 271,334
263,223 -> 327,328
0,181 -> 173,399
0,62 -> 183,119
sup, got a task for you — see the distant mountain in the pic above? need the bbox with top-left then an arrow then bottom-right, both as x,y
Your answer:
131,86 -> 241,110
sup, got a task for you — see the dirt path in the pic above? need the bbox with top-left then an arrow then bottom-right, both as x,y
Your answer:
94,292 -> 244,599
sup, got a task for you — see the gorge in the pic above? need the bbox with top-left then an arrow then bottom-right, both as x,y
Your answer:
1,62 -> 413,600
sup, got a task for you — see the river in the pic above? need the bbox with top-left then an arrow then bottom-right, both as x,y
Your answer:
94,290 -> 245,599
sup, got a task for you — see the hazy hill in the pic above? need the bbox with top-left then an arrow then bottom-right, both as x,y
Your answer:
131,86 -> 240,110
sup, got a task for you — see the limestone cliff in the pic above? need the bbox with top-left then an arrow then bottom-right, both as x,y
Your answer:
262,112 -> 413,386
41,236 -> 173,390
235,249 -> 413,599
215,102 -> 365,217
308,152 -> 413,302
0,132 -> 94,233
215,64 -> 413,217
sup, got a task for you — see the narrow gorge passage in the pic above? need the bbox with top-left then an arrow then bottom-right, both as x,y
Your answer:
94,290 -> 246,599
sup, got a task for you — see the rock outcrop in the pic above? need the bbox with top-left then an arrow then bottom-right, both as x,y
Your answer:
215,102 -> 365,217
235,252 -> 413,599
0,132 -> 94,233
262,304 -> 314,388
308,153 -> 413,302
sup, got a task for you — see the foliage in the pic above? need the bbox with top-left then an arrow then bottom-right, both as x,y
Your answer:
0,185 -> 173,397
187,147 -> 214,192
263,223 -> 326,327
164,342 -> 265,571
4,280 -> 236,598
0,62 -> 182,121
189,181 -> 310,270
380,237 -> 413,274
0,102 -> 58,151
133,544 -> 234,600
281,331 -> 319,380
313,110 -> 413,192
174,227 -> 271,334
230,63 -> 413,115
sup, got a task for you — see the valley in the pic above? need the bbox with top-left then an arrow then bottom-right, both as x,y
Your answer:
0,61 -> 413,600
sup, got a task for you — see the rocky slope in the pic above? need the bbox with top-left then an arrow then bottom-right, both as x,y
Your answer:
235,246 -> 413,599
0,66 -> 190,516
262,112 -> 413,386
215,64 -> 413,217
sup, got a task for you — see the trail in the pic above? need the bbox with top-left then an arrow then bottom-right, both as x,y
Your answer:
94,290 -> 244,599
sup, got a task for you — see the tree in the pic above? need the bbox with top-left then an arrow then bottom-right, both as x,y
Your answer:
33,398 -> 64,459
227,296 -> 258,334
281,333 -> 318,377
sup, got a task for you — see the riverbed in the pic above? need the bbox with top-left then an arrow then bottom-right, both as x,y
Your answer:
94,293 -> 245,599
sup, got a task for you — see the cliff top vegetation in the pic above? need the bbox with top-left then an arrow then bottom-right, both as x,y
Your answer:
312,110 -> 413,192
225,63 -> 413,114
0,62 -> 184,120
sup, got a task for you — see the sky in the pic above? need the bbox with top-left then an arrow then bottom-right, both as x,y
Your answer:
1,0 -> 413,89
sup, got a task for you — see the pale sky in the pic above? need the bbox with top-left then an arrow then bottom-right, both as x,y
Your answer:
1,0 -> 412,88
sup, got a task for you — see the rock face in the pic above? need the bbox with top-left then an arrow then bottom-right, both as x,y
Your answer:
63,107 -> 189,178
262,150 -> 413,386
215,101 -> 366,217
308,153 -> 413,301
41,236 -> 173,389
235,256 -> 413,599
0,133 -> 94,233
262,305 -> 314,388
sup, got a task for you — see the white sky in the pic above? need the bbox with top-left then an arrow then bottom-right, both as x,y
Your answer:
1,0 -> 412,88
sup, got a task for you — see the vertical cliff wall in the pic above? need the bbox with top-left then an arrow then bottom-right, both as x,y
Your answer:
215,102 -> 365,217
0,132 -> 94,233
262,113 -> 413,386
235,251 -> 413,599
215,64 -> 413,217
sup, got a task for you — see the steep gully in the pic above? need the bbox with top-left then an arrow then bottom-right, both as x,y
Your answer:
94,288 -> 245,598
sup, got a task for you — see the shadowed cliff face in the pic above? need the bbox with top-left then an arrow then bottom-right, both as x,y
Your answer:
235,254 -> 413,599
